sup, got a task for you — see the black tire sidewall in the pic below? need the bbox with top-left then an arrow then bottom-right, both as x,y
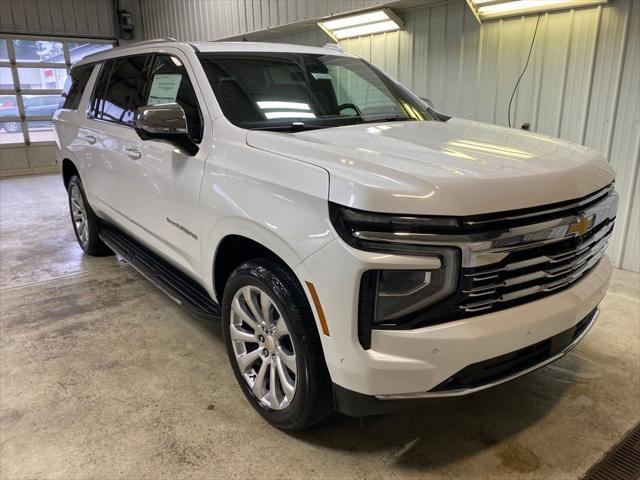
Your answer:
221,261 -> 322,429
67,175 -> 109,256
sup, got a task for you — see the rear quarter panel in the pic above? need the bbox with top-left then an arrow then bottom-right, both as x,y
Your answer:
52,65 -> 101,186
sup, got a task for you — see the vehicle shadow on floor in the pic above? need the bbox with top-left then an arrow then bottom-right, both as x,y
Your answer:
181,295 -> 580,472
289,357 -> 582,471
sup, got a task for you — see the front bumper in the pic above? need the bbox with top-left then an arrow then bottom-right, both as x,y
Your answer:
296,240 -> 612,398
333,307 -> 598,416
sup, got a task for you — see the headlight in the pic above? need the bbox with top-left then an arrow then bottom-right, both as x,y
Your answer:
329,202 -> 462,255
329,203 -> 460,349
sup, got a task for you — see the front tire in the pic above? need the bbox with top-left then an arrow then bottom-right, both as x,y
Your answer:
67,175 -> 112,256
222,258 -> 333,430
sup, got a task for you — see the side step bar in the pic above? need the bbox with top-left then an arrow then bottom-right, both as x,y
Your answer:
99,226 -> 221,320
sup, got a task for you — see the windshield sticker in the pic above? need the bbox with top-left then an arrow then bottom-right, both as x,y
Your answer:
148,74 -> 182,105
311,72 -> 331,80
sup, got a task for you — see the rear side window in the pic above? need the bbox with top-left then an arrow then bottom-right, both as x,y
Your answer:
60,65 -> 94,110
90,55 -> 148,125
146,55 -> 202,142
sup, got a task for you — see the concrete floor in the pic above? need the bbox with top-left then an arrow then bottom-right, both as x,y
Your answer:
0,174 -> 638,480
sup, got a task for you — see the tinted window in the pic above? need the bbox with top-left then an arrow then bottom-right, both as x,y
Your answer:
92,55 -> 147,125
146,55 -> 202,142
198,53 -> 434,131
60,65 -> 94,110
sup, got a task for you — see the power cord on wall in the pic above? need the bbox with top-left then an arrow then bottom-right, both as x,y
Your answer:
507,14 -> 541,128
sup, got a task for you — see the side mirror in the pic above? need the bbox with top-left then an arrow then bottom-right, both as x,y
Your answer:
134,103 -> 198,155
134,103 -> 188,135
419,97 -> 450,122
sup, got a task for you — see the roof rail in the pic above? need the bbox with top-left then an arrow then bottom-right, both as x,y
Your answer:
76,38 -> 180,64
323,43 -> 343,52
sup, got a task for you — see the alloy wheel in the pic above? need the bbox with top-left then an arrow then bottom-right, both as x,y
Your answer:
70,184 -> 89,249
229,285 -> 297,410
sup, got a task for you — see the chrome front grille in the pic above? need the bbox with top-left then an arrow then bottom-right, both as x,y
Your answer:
460,219 -> 614,313
373,184 -> 619,329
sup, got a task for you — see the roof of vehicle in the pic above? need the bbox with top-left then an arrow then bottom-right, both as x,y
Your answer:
74,39 -> 353,67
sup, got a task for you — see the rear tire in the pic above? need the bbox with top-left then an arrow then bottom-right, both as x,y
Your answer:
67,175 -> 112,256
222,258 -> 333,430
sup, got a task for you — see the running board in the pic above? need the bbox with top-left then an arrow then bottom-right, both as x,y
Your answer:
99,226 -> 221,320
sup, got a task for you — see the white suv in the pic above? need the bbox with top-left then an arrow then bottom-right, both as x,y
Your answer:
53,40 -> 618,429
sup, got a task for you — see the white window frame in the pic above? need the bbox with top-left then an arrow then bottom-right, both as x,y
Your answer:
0,34 -> 114,147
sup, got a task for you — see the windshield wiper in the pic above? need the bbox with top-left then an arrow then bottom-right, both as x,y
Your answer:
249,122 -> 332,132
358,116 -> 416,124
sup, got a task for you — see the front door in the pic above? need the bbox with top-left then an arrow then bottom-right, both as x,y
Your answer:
125,52 -> 209,278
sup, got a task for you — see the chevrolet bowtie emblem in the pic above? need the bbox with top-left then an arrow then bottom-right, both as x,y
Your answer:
568,214 -> 595,236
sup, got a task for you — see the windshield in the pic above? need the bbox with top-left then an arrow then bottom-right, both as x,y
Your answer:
198,52 -> 435,131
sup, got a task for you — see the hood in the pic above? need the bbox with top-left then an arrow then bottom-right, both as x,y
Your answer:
246,118 -> 615,216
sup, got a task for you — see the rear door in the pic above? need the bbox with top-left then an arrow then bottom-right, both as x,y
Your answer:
81,54 -> 149,222
54,63 -> 96,176
125,52 -> 208,278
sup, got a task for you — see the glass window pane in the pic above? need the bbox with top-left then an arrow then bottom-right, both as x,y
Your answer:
12,39 -> 65,63
0,95 -> 19,119
68,42 -> 113,64
95,56 -> 147,125
28,120 -> 55,142
149,55 -> 202,141
0,67 -> 14,88
61,64 -> 94,110
23,95 -> 60,117
0,120 -> 23,144
0,39 -> 8,61
17,67 -> 68,90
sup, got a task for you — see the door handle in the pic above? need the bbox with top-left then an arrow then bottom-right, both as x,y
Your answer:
125,147 -> 142,160
85,135 -> 96,144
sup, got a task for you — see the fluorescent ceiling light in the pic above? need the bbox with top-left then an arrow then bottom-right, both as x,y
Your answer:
257,101 -> 310,110
318,8 -> 403,41
322,10 -> 389,31
466,0 -> 607,21
264,111 -> 316,119
333,21 -> 400,40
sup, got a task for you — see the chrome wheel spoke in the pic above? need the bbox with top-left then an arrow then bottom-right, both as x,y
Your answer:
275,355 -> 295,397
277,347 -> 296,376
260,293 -> 273,325
230,324 -> 257,343
273,317 -> 288,339
237,348 -> 261,372
231,297 -> 260,332
244,288 -> 263,325
252,357 -> 269,398
268,360 -> 279,407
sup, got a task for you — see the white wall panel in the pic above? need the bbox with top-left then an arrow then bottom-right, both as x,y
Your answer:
0,0 -> 115,38
139,0 -> 395,41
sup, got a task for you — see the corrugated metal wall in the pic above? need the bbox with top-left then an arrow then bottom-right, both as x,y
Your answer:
140,0 -> 394,41
239,1 -> 640,272
0,0 -> 116,38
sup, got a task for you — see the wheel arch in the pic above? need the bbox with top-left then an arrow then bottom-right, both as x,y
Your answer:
212,232 -> 299,304
62,158 -> 80,188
